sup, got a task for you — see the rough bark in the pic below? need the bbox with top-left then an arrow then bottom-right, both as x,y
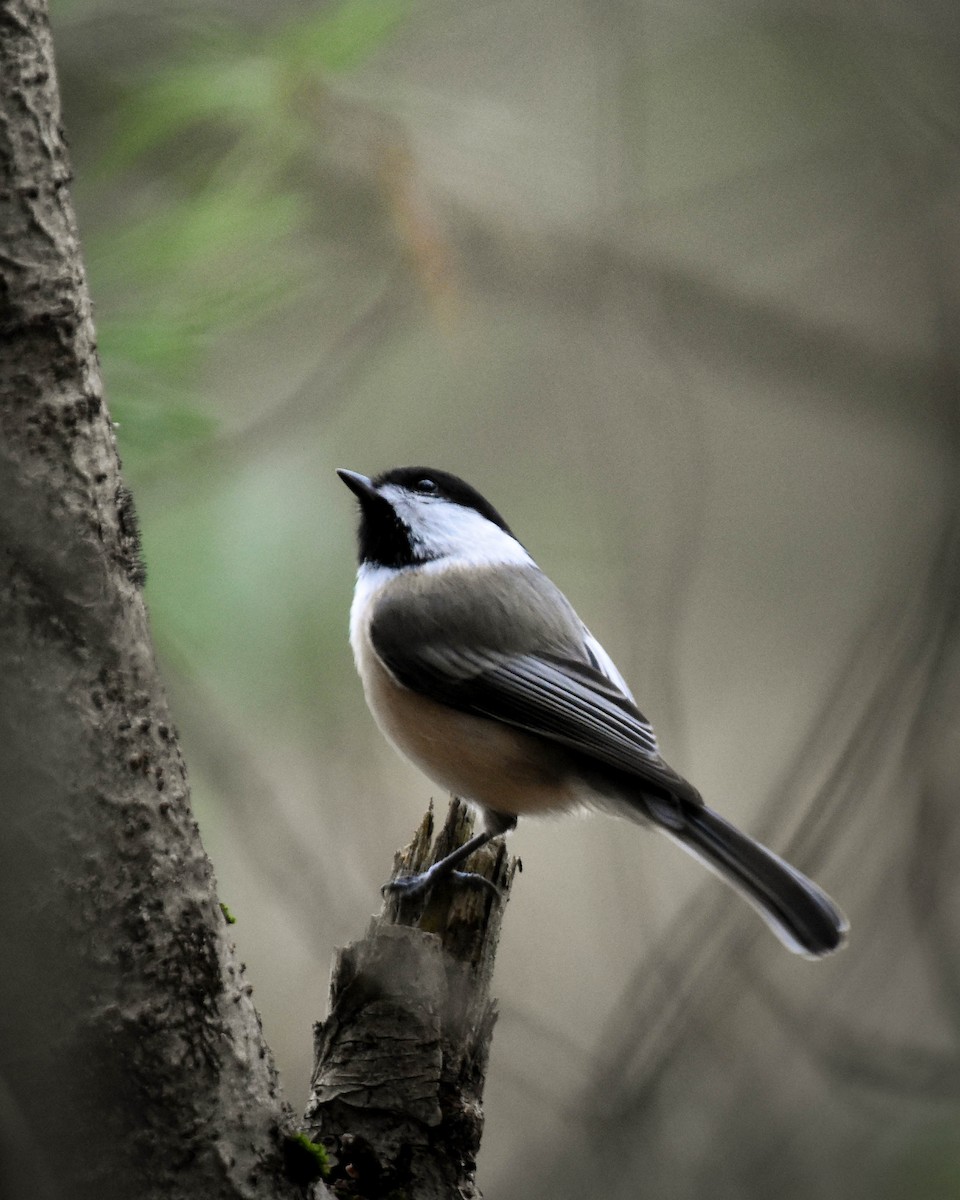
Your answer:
305,801 -> 517,1200
0,2 -> 308,1197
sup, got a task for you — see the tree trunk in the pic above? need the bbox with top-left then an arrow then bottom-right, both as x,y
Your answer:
0,2 -> 307,1196
1,6 -> 513,1199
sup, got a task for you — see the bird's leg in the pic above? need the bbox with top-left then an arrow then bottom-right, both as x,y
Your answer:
383,812 -> 516,899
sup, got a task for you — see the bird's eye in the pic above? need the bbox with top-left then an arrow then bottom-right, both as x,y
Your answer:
416,478 -> 438,495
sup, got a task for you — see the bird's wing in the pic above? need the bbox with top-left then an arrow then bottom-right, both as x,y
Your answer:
371,615 -> 693,799
580,623 -> 637,702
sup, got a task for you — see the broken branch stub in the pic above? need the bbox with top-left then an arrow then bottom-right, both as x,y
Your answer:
305,800 -> 517,1199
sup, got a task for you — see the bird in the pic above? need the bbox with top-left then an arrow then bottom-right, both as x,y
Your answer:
338,465 -> 848,958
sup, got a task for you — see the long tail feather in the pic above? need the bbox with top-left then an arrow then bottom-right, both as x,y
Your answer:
662,803 -> 848,958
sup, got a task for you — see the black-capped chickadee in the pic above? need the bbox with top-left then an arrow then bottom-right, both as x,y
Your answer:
339,466 -> 847,958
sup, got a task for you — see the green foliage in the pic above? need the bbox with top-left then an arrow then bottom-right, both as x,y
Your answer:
101,59 -> 280,171
101,0 -> 412,173
95,180 -> 305,465
219,902 -> 237,925
76,0 -> 410,471
279,0 -> 410,73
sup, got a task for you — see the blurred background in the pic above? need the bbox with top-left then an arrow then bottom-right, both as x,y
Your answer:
51,0 -> 960,1195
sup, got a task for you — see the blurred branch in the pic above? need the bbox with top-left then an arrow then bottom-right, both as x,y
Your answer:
304,801 -> 516,1199
462,223 -> 950,434
853,25 -> 960,1038
748,962 -> 960,1101
901,513 -> 960,1035
136,264 -> 411,497
523,429 -> 960,1200
157,648 -> 358,929
130,214 -> 949,513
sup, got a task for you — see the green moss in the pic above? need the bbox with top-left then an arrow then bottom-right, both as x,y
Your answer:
219,902 -> 237,925
282,1132 -> 330,1185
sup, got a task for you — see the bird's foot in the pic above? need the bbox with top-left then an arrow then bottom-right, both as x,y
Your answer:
381,870 -> 434,900
382,866 -> 503,900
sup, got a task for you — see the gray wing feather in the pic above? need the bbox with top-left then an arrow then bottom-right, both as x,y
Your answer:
373,627 -> 681,792
581,624 -> 637,703
368,566 -> 693,798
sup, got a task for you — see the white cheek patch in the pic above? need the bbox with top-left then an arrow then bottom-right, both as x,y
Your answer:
378,485 -> 533,570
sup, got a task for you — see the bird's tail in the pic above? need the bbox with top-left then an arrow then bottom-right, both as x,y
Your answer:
661,802 -> 848,958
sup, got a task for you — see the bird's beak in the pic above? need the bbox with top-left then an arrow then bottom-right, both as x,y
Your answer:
336,469 -> 378,502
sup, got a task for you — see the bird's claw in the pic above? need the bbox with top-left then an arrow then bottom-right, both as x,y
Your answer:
381,871 -> 434,899
381,868 -> 503,901
450,869 -> 504,898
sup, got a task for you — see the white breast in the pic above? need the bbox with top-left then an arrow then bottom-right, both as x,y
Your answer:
349,563 -> 396,672
346,561 -> 585,817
